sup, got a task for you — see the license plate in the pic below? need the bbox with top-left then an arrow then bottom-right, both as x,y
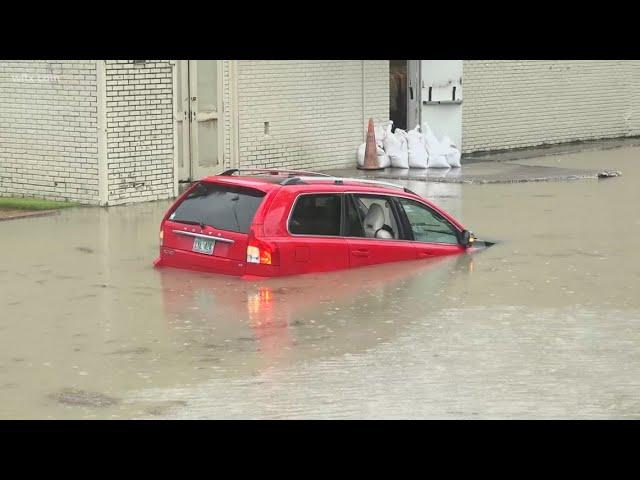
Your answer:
192,237 -> 215,255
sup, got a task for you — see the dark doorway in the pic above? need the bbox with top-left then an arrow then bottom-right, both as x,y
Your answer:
389,60 -> 408,131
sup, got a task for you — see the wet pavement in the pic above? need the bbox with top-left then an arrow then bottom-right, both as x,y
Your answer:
326,137 -> 633,183
1,145 -> 639,419
327,157 -> 623,184
327,162 -> 616,184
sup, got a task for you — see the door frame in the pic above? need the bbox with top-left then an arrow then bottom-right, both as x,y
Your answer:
174,60 -> 191,186
407,60 -> 422,130
173,60 -> 225,185
171,60 -> 179,197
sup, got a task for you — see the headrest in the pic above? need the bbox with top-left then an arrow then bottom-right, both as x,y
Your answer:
364,203 -> 385,231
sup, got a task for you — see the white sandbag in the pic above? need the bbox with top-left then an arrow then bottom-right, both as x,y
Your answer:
428,152 -> 450,169
421,122 -> 440,153
395,129 -> 409,169
356,143 -> 366,167
356,143 -> 390,168
377,148 -> 391,168
375,125 -> 386,147
447,148 -> 461,168
383,120 -> 394,146
421,122 -> 449,169
440,135 -> 462,168
407,124 -> 428,169
383,121 -> 409,169
394,128 -> 408,142
393,141 -> 409,169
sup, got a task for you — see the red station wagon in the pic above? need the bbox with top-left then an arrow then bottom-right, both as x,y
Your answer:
153,169 -> 483,279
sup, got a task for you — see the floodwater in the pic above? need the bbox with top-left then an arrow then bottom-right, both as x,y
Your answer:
1,147 -> 639,419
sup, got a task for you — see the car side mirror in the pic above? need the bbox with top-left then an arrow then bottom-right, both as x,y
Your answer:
460,229 -> 476,248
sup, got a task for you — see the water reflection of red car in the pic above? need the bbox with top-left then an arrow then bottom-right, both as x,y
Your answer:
154,170 -> 481,279
158,254 -> 476,367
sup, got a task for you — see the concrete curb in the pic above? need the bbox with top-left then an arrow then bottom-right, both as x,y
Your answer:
0,210 -> 60,222
461,136 -> 640,164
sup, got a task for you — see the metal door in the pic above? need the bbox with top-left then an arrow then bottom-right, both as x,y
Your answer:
407,60 -> 421,130
176,60 -> 224,182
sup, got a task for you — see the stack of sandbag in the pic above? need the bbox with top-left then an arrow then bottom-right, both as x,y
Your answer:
353,120 -> 461,170
422,122 -> 462,168
406,124 -> 429,168
382,121 -> 409,169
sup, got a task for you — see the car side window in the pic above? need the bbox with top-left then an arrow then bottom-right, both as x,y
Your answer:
344,194 -> 400,240
289,194 -> 342,236
397,198 -> 459,244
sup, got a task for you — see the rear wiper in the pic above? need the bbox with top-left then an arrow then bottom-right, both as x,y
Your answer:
171,219 -> 209,229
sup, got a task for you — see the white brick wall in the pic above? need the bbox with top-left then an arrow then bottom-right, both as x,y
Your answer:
0,60 -> 99,203
462,60 -> 640,153
235,60 -> 389,171
104,60 -> 174,205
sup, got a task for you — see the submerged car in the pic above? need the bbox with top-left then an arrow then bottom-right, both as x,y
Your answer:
154,169 -> 483,279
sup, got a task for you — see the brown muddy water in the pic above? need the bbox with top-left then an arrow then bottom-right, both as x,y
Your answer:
1,147 -> 639,419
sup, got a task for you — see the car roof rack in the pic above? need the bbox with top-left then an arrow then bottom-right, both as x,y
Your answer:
219,169 -> 417,195
220,168 -> 332,178
279,175 -> 418,195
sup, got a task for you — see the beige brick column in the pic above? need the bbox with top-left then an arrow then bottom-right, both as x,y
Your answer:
96,60 -> 108,206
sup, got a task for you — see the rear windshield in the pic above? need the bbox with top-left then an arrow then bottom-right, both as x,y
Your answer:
169,182 -> 265,234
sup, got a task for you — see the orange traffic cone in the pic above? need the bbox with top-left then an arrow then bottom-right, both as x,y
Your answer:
358,118 -> 384,170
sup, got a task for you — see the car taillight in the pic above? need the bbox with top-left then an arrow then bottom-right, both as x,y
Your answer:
247,241 -> 274,265
246,230 -> 278,265
159,228 -> 164,246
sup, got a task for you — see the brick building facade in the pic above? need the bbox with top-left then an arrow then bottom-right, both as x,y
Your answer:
235,61 -> 388,172
0,60 -> 175,205
1,60 -> 639,205
104,61 -> 174,204
0,61 -> 99,203
462,60 -> 640,153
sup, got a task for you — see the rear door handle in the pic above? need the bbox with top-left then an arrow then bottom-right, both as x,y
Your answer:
352,249 -> 369,257
418,251 -> 433,258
